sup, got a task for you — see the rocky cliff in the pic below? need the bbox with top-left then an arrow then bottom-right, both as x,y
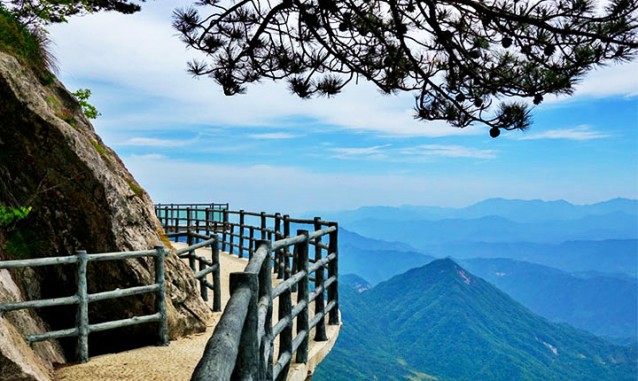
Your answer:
0,51 -> 212,380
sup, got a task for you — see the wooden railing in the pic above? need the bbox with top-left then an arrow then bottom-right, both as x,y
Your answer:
154,204 -> 340,381
0,246 -> 169,363
0,234 -> 225,363
167,232 -> 222,312
155,203 -> 229,237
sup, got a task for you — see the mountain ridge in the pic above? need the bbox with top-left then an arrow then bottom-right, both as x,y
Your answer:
315,259 -> 637,381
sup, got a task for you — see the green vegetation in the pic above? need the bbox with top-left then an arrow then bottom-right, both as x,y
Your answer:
4,0 -> 143,28
45,94 -> 77,126
91,139 -> 111,160
0,205 -> 31,227
72,88 -> 101,119
1,205 -> 33,260
126,179 -> 143,197
0,3 -> 53,77
315,259 -> 637,381
5,229 -> 38,259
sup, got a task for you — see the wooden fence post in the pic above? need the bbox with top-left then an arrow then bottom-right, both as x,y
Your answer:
260,212 -> 267,240
163,206 -> 169,233
155,245 -> 169,346
186,207 -> 193,246
199,259 -> 208,302
256,240 -> 274,379
221,210 -> 228,252
189,247 -> 196,272
205,208 -> 211,237
212,237 -> 221,312
295,230 -> 309,364
274,213 -> 281,277
76,250 -> 89,363
249,227 -> 255,259
239,210 -> 245,258
283,215 -> 291,282
230,272 -> 259,380
276,282 -> 292,381
313,218 -> 327,341
229,221 -> 235,255
173,205 -> 179,242
328,222 -> 339,325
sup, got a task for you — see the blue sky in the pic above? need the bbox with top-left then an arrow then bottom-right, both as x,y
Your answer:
48,2 -> 638,213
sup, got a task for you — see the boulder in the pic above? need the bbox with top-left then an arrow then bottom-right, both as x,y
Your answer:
0,51 -> 212,371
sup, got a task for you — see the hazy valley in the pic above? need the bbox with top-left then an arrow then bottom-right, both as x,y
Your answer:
314,198 -> 638,380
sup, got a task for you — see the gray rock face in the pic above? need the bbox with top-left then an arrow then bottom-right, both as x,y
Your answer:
0,51 -> 212,376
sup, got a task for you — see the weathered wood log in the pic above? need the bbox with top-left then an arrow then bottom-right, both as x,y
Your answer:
295,230 -> 309,364
76,250 -> 89,363
272,271 -> 306,299
276,283 -> 292,381
313,218 -> 327,342
175,237 -> 217,255
328,222 -> 339,325
212,239 -> 222,312
155,246 -> 169,346
0,295 -> 79,312
256,240 -> 274,379
88,284 -> 159,303
239,210 -> 245,258
190,283 -> 252,381
0,255 -> 77,268
231,272 -> 259,381
90,313 -> 161,333
26,327 -> 79,344
198,259 -> 208,302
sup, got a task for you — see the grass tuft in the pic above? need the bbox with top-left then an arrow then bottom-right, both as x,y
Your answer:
0,4 -> 56,79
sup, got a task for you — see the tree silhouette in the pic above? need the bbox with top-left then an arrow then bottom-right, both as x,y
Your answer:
2,0 -> 143,26
174,0 -> 637,137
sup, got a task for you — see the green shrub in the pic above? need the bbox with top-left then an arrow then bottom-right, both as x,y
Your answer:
0,4 -> 54,77
72,88 -> 101,119
0,205 -> 32,227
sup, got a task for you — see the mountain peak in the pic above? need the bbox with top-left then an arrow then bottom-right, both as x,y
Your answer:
424,258 -> 472,284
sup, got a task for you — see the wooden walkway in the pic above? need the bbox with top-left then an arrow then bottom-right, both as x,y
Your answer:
54,243 -> 341,381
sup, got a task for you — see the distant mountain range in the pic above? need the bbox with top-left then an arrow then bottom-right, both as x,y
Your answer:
323,198 -> 638,224
340,212 -> 637,246
340,228 -> 434,285
426,239 -> 638,278
339,228 -> 638,340
460,258 -> 638,340
315,260 -> 637,381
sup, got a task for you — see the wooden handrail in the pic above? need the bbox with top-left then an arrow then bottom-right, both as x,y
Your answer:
189,211 -> 340,381
0,246 -> 169,363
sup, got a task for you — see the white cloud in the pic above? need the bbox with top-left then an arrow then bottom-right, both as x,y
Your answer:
122,155 -> 490,212
248,133 -> 299,140
329,144 -> 496,160
401,145 -> 497,159
330,145 -> 391,159
517,125 -> 610,141
123,137 -> 194,147
123,155 -> 635,213
571,61 -> 638,99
